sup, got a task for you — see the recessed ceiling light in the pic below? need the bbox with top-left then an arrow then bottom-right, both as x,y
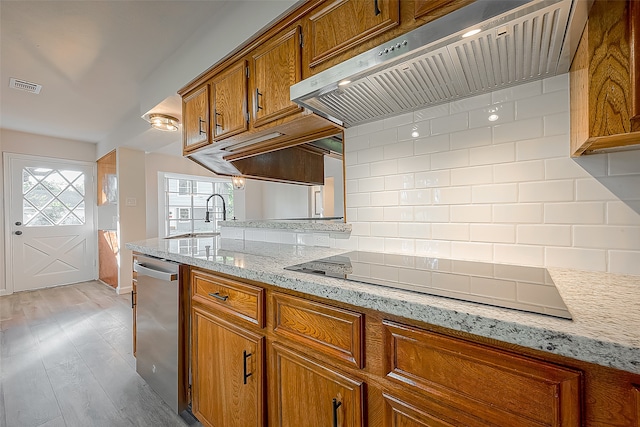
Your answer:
462,29 -> 481,38
338,80 -> 351,86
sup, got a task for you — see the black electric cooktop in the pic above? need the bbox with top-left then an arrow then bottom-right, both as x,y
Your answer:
285,251 -> 572,320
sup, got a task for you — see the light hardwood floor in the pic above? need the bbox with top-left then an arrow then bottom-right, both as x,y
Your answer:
0,281 -> 196,427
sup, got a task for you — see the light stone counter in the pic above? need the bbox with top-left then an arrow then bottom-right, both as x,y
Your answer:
127,236 -> 640,374
219,218 -> 351,233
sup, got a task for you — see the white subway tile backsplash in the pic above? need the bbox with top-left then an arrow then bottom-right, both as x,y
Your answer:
493,203 -> 543,223
574,225 -> 640,250
370,159 -> 398,177
517,135 -> 569,161
338,76 -> 640,275
383,206 -> 414,221
608,150 -> 640,176
451,241 -> 494,262
398,121 -> 430,141
431,149 -> 470,170
385,174 -> 415,190
494,244 -> 544,266
493,118 -> 543,144
384,112 -> 413,129
545,202 -> 605,224
575,179 -> 616,201
384,238 -> 416,254
356,120 -> 384,135
370,128 -> 398,147
545,157 -> 591,180
346,164 -> 370,179
607,201 -> 640,225
415,170 -> 450,188
372,221 -> 398,237
220,227 -> 244,240
450,93 -> 491,113
384,140 -> 414,159
414,134 -> 450,155
245,229 -> 266,242
431,112 -> 469,135
357,177 -> 384,192
370,191 -> 399,207
399,189 -> 431,205
264,230 -> 280,243
357,207 -> 384,222
414,205 -> 450,222
519,180 -> 573,202
450,127 -> 492,150
280,231 -> 298,245
432,223 -> 469,241
398,222 -> 431,239
470,224 -> 516,243
515,90 -> 568,120
398,154 -> 431,173
517,224 -> 571,246
609,250 -> 640,275
491,80 -> 542,104
414,104 -> 449,122
357,147 -> 384,164
433,186 -> 472,205
543,112 -> 570,136
494,160 -> 544,183
545,247 -> 607,271
451,165 -> 493,186
472,183 -> 518,204
469,142 -> 515,166
469,102 -> 515,129
450,205 -> 492,223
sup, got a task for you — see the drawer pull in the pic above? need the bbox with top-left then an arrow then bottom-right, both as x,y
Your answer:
332,398 -> 342,427
208,292 -> 229,301
374,0 -> 381,16
243,350 -> 252,384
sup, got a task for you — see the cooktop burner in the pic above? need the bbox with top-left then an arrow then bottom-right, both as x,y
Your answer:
285,251 -> 572,319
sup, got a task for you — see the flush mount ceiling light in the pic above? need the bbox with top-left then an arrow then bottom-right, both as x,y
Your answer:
149,114 -> 179,132
232,176 -> 246,190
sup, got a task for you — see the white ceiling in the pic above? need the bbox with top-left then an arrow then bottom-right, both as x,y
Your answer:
0,1 -> 230,147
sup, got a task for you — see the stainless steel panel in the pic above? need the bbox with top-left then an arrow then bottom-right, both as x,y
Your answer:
135,255 -> 186,415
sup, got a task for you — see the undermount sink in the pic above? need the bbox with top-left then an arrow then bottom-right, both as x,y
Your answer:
164,232 -> 220,239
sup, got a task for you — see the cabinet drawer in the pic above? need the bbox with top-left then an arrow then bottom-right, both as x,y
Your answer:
272,292 -> 363,368
383,320 -> 581,427
192,270 -> 264,327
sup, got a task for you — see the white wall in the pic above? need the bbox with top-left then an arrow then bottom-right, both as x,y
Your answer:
260,181 -> 310,219
0,129 -> 96,294
118,147 -> 146,294
325,155 -> 345,217
339,75 -> 640,276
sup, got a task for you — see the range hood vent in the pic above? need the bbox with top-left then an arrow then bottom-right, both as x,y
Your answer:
291,0 -> 591,128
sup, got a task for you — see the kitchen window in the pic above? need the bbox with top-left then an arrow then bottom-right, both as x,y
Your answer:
165,175 -> 233,237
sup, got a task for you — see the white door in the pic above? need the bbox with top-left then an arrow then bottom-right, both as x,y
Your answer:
4,154 -> 96,293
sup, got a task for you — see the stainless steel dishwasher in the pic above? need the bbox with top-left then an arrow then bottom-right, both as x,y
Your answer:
134,254 -> 188,416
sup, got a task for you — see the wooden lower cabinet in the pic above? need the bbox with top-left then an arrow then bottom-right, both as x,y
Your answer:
186,267 -> 640,427
270,342 -> 365,427
191,306 -> 265,427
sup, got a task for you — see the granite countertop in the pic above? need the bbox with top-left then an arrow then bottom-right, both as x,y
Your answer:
219,218 -> 351,233
126,236 -> 640,374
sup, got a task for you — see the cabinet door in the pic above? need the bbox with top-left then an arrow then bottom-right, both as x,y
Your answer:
307,0 -> 399,68
183,85 -> 210,154
192,306 -> 265,427
212,60 -> 248,141
251,26 -> 302,128
271,342 -> 364,427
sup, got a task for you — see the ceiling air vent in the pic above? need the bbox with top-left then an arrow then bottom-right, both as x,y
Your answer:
9,78 -> 42,94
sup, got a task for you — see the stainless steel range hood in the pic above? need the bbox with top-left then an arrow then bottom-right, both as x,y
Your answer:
291,0 -> 591,128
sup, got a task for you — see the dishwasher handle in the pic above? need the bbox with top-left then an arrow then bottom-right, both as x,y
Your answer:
134,262 -> 178,282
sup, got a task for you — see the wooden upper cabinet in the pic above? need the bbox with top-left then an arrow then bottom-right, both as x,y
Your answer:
570,0 -> 640,156
250,25 -> 303,128
414,0 -> 455,19
96,150 -> 116,206
212,60 -> 249,141
306,0 -> 400,68
182,85 -> 210,154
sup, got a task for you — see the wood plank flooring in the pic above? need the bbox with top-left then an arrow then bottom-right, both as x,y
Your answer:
0,281 -> 198,427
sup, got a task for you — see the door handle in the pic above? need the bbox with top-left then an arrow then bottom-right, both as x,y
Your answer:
243,350 -> 252,384
14,230 -> 23,236
332,398 -> 342,427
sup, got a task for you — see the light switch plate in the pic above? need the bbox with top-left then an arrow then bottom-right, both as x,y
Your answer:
125,197 -> 137,207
